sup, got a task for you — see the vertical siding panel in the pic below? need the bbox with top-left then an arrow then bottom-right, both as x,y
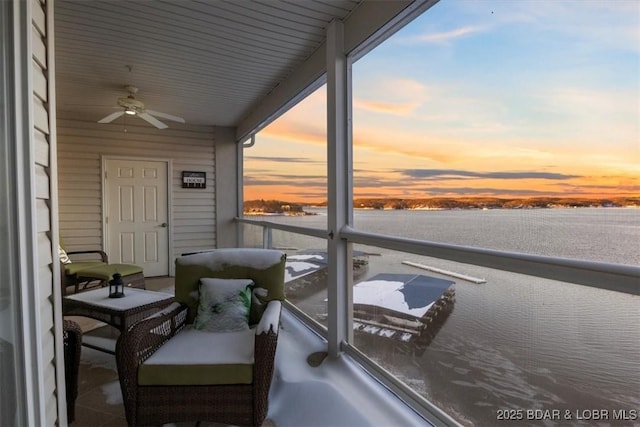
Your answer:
31,0 -> 45,35
57,117 -> 218,262
39,265 -> 53,295
32,0 -> 59,423
32,61 -> 47,101
35,165 -> 49,199
34,129 -> 49,166
35,199 -> 50,233
45,382 -> 58,425
43,359 -> 57,423
33,96 -> 49,133
44,360 -> 56,400
31,26 -> 46,69
42,347 -> 54,382
40,300 -> 54,333
37,232 -> 53,273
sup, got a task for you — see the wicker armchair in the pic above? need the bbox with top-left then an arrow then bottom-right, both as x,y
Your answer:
116,249 -> 286,427
63,319 -> 82,423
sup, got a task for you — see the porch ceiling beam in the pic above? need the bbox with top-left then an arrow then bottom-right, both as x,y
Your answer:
235,0 -> 417,142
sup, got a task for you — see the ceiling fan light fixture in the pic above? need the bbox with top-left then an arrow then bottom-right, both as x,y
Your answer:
124,108 -> 136,115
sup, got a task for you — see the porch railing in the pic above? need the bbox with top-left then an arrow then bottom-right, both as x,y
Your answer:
236,216 -> 639,426
238,217 -> 639,296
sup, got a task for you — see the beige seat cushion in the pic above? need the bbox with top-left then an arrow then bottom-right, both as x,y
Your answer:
138,326 -> 254,386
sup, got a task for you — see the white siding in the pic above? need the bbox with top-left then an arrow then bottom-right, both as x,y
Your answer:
57,115 -> 219,264
32,0 -> 58,424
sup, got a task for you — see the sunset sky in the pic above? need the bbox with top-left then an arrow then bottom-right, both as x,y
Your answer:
244,0 -> 639,204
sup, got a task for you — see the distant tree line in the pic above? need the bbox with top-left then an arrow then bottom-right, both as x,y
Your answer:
246,197 -> 639,211
244,199 -> 306,214
350,197 -> 639,209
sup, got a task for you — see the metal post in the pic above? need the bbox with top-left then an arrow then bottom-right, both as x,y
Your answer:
262,227 -> 272,249
236,139 -> 244,247
326,19 -> 353,357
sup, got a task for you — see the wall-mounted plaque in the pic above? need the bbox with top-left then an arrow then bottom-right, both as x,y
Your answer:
182,171 -> 206,189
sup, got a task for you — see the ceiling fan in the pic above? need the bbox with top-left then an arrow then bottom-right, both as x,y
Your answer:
97,85 -> 185,129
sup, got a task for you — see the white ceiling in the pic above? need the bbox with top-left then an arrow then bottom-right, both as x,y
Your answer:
54,0 -> 367,129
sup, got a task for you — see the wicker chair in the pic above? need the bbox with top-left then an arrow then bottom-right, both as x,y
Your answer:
63,319 -> 82,423
116,249 -> 286,427
0,337 -> 16,426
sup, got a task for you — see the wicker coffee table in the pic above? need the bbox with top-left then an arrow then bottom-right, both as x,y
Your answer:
63,287 -> 174,353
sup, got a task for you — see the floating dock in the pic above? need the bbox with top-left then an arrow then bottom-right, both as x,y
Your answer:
402,260 -> 486,284
352,273 -> 455,351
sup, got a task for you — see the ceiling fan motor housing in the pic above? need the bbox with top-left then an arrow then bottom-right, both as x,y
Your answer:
117,96 -> 145,113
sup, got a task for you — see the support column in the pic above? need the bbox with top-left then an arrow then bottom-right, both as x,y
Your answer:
214,126 -> 241,248
326,19 -> 353,357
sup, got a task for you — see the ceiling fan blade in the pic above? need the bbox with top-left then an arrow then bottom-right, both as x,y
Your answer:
63,104 -> 118,108
138,112 -> 168,129
145,109 -> 185,123
97,111 -> 125,123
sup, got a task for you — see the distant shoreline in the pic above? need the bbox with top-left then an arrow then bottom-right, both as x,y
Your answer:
243,197 -> 639,215
243,205 -> 638,216
243,211 -> 317,216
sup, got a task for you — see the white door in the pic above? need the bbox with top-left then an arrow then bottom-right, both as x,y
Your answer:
105,159 -> 169,276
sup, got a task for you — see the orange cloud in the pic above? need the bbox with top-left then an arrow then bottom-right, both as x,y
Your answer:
260,120 -> 326,145
354,78 -> 428,116
353,99 -> 421,116
403,25 -> 487,44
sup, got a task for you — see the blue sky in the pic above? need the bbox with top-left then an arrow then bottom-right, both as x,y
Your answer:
245,0 -> 639,203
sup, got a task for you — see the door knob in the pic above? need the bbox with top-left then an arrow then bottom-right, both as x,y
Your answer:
161,222 -> 168,227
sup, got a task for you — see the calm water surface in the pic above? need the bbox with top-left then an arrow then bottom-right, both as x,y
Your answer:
250,208 -> 640,426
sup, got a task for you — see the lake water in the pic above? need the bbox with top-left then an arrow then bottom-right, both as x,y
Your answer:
247,208 -> 640,426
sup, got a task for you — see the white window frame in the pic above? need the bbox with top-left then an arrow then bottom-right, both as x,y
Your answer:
236,0 -> 640,424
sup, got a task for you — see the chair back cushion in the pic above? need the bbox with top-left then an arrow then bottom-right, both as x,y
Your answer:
175,249 -> 286,324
